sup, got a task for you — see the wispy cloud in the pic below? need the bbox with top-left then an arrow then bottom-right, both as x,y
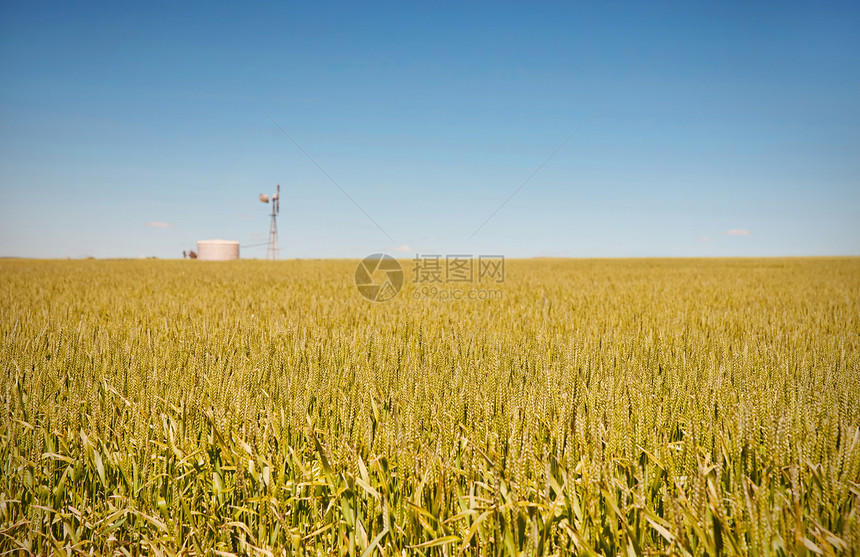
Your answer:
698,236 -> 712,242
725,229 -> 751,236
146,221 -> 173,228
391,245 -> 413,253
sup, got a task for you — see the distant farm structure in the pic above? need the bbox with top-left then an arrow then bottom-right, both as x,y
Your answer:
196,240 -> 239,261
259,185 -> 280,261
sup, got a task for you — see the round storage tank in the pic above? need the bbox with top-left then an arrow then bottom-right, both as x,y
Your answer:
197,239 -> 240,261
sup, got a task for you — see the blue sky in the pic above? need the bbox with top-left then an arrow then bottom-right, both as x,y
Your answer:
1,1 -> 858,258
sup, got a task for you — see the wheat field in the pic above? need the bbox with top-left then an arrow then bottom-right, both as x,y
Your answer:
1,258 -> 859,556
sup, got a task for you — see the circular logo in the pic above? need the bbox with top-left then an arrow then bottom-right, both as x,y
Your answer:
355,254 -> 404,302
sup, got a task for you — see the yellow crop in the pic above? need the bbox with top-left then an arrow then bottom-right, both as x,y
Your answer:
1,258 -> 858,555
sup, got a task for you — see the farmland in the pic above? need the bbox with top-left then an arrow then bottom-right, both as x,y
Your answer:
1,258 -> 859,555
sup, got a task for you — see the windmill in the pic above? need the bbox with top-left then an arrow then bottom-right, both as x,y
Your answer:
259,184 -> 280,261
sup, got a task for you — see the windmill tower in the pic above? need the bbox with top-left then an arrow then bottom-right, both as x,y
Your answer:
258,184 -> 280,261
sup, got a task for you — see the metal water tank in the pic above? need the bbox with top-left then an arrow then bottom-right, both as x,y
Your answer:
197,240 -> 240,261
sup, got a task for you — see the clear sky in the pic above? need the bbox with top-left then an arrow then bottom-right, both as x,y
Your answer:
1,1 -> 858,259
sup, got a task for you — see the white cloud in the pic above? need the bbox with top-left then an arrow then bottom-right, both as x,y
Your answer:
725,229 -> 751,236
146,221 -> 173,228
698,236 -> 712,242
391,245 -> 413,253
